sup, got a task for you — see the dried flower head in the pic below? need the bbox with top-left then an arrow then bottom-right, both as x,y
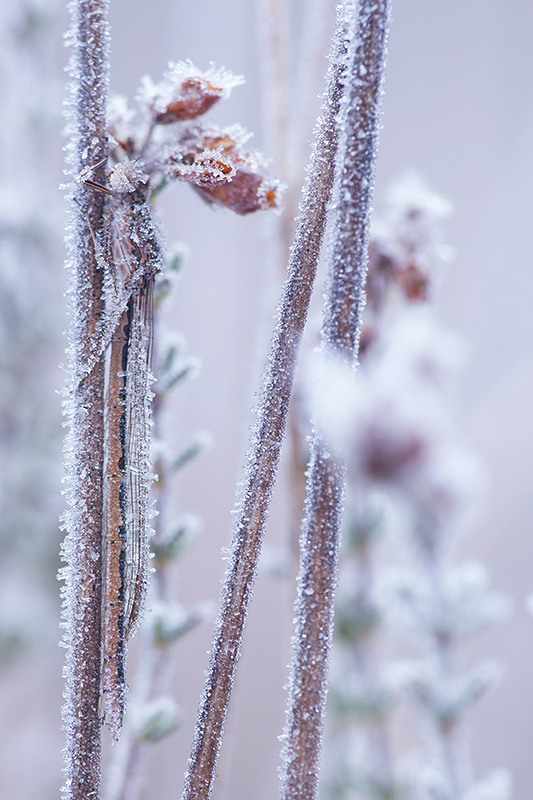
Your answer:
153,124 -> 284,214
366,173 -> 453,311
195,168 -> 282,215
138,60 -> 244,124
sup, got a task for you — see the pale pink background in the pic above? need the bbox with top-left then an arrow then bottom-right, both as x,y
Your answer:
1,1 -> 533,798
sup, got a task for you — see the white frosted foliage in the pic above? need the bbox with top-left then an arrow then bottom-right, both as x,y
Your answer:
130,696 -> 182,743
465,770 -> 513,800
386,562 -> 509,640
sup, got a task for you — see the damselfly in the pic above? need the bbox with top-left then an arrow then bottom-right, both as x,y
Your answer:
83,159 -> 162,739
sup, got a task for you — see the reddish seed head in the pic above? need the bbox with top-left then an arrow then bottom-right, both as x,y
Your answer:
156,125 -> 283,214
155,78 -> 223,124
195,169 -> 281,215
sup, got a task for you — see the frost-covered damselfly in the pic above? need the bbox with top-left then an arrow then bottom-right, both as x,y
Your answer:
83,159 -> 162,739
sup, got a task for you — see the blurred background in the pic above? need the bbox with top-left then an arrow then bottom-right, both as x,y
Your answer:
1,0 -> 532,798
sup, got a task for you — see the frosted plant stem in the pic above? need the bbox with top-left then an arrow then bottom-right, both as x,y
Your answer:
180,10 -> 351,800
61,1 -> 110,798
280,2 -> 390,799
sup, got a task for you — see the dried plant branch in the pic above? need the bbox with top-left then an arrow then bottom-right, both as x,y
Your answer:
279,2 -> 391,799
180,11 -> 352,800
60,0 -> 110,798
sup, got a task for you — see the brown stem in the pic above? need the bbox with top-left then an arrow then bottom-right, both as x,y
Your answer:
61,1 -> 109,798
280,2 -> 391,798
180,13 -> 349,800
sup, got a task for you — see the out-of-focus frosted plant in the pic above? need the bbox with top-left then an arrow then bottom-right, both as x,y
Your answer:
0,0 -> 64,658
314,174 -> 510,800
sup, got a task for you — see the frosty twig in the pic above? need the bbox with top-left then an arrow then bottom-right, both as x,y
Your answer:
279,2 -> 391,798
60,0 -> 109,797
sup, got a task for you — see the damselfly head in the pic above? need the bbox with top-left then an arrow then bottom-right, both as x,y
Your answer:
109,160 -> 150,200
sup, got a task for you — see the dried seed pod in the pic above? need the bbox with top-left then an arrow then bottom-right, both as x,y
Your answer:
397,262 -> 430,301
153,124 -> 283,214
139,61 -> 244,124
194,169 -> 282,215
154,77 -> 223,124
164,146 -> 237,188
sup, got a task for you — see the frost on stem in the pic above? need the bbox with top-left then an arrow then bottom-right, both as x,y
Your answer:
60,0 -> 110,797
180,4 -> 354,799
280,2 -> 391,800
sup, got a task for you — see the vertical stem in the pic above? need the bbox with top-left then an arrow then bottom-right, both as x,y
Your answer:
181,11 -> 349,800
280,2 -> 391,798
61,1 -> 109,798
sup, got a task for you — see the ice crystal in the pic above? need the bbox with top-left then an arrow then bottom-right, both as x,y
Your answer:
107,159 -> 149,194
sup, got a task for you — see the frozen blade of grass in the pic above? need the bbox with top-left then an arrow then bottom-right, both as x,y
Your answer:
279,2 -> 391,799
61,1 -> 110,798
180,8 -> 352,800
